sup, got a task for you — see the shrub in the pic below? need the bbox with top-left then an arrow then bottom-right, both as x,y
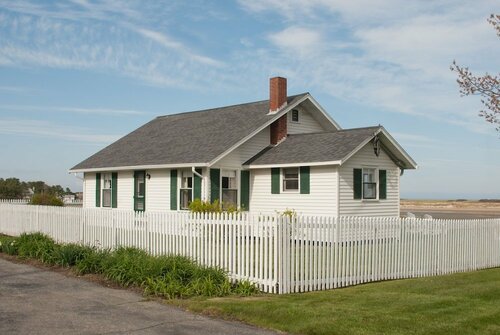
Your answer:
74,248 -> 109,274
30,193 -> 64,207
189,199 -> 221,213
0,236 -> 18,255
54,244 -> 94,267
16,233 -> 57,264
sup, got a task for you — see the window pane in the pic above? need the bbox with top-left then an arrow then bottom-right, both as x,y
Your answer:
137,181 -> 145,197
102,189 -> 111,207
284,180 -> 299,191
180,189 -> 192,210
284,168 -> 298,178
222,176 -> 229,189
363,183 -> 376,199
363,169 -> 375,183
222,189 -> 237,209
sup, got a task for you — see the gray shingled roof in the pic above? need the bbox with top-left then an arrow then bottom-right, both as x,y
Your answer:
71,94 -> 308,170
244,126 -> 381,166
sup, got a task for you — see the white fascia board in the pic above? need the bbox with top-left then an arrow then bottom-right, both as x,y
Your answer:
378,127 -> 418,169
245,160 -> 341,169
339,127 -> 418,169
208,94 -> 310,167
68,163 -> 209,173
306,95 -> 342,130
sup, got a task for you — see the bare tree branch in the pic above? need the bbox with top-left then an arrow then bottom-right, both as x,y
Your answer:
451,14 -> 500,132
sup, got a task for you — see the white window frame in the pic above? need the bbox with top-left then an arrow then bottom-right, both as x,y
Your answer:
179,170 -> 193,210
282,167 -> 300,193
362,167 -> 378,201
102,173 -> 112,208
221,170 -> 238,209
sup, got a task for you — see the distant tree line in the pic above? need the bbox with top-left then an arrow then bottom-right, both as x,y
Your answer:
0,178 -> 74,199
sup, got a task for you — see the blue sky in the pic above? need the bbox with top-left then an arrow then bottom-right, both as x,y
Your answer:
0,0 -> 499,199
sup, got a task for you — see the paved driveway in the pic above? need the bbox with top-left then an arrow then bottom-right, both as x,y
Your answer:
0,258 -> 279,335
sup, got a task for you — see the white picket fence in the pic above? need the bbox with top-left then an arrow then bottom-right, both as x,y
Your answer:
0,204 -> 499,294
0,199 -> 29,204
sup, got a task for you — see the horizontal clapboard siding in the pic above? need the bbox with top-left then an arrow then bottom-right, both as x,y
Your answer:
250,165 -> 338,216
145,169 -> 170,211
83,172 -> 96,208
339,143 -> 400,217
215,127 -> 270,168
117,171 -> 134,210
288,108 -> 325,134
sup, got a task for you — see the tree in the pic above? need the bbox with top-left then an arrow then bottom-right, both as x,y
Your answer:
451,14 -> 500,132
0,178 -> 25,199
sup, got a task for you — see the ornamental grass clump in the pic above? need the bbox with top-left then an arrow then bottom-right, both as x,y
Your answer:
0,233 -> 259,299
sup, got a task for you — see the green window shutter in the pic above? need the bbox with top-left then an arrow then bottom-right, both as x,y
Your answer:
379,169 -> 387,200
353,168 -> 362,200
95,173 -> 101,207
170,170 -> 177,210
193,168 -> 202,200
271,168 -> 280,194
210,168 -> 220,203
300,166 -> 310,194
240,170 -> 250,211
111,172 -> 118,208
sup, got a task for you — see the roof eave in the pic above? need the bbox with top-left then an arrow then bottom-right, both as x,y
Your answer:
68,162 -> 210,174
245,160 -> 342,169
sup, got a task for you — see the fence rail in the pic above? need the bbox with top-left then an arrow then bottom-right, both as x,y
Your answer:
0,204 -> 499,294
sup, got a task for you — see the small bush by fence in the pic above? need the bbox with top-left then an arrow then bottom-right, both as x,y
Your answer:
0,204 -> 499,294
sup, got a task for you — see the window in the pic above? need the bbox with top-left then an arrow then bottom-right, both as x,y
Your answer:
283,167 -> 299,191
102,173 -> 112,207
362,168 -> 376,199
291,109 -> 299,122
180,171 -> 193,210
221,170 -> 237,209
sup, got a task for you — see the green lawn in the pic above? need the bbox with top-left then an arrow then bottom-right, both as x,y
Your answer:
172,268 -> 500,335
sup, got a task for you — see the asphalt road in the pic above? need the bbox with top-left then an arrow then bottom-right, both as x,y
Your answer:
0,258 -> 278,335
400,209 -> 500,220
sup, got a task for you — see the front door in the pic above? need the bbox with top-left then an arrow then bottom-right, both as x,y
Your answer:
134,170 -> 146,211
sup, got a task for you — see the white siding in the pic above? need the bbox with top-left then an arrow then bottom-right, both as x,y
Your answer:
250,166 -> 338,216
83,172 -> 95,208
117,171 -> 134,210
339,143 -> 400,217
215,127 -> 270,168
288,108 -> 325,134
145,169 -> 170,211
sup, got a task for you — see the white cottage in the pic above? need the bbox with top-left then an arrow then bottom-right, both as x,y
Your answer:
70,77 -> 417,216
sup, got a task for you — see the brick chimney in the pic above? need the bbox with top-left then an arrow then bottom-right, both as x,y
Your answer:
269,77 -> 287,113
269,77 -> 288,145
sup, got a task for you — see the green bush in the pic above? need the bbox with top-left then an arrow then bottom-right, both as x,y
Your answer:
189,199 -> 222,213
0,236 -> 18,255
0,233 -> 258,299
54,244 -> 94,267
74,248 -> 109,275
30,193 -> 64,207
16,233 -> 57,264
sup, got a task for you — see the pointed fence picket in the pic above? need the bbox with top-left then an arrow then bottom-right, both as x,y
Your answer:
0,203 -> 499,294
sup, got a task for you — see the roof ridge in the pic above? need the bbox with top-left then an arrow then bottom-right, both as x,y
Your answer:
285,126 -> 381,138
156,92 -> 309,119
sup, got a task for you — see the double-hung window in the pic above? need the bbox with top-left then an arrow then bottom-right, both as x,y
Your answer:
180,171 -> 193,210
283,167 -> 299,192
221,170 -> 237,209
102,173 -> 112,207
362,168 -> 377,199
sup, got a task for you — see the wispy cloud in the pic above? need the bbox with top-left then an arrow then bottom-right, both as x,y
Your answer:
0,118 -> 119,144
0,0 -> 225,89
238,0 -> 500,135
0,105 -> 148,116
